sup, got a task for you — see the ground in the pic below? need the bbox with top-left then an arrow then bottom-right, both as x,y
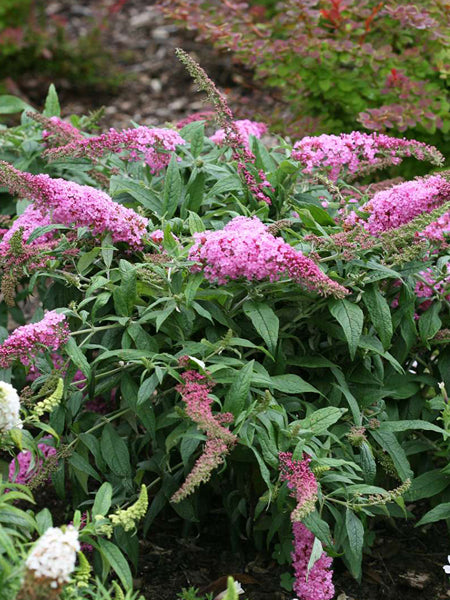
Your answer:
5,1 -> 450,598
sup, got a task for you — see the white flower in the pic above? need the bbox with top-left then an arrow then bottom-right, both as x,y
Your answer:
0,380 -> 22,433
443,555 -> 450,574
214,580 -> 245,600
26,526 -> 80,586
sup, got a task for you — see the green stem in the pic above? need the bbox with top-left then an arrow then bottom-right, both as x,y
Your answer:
71,323 -> 124,336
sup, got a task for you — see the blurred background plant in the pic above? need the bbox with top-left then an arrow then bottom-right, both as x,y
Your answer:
0,0 -> 125,96
160,0 -> 450,153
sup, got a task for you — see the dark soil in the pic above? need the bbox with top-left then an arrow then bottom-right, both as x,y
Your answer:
5,2 -> 450,599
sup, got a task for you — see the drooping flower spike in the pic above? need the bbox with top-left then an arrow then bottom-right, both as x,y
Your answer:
0,162 -> 149,249
0,311 -> 69,368
189,216 -> 348,298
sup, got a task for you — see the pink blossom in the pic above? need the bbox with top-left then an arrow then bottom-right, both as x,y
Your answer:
279,452 -> 318,521
189,216 -> 348,298
171,370 -> 237,502
420,211 -> 450,243
210,119 -> 267,151
415,266 -> 450,311
347,175 -> 450,235
291,132 -> 443,182
44,126 -> 186,174
0,204 -> 52,250
0,163 -> 148,249
0,312 -> 69,368
9,442 -> 57,485
292,522 -> 334,600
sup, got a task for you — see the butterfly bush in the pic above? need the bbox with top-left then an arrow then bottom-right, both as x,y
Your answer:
0,311 -> 69,367
292,522 -> 334,600
0,381 -> 22,433
291,132 -> 443,182
24,525 -> 80,588
189,216 -> 348,298
0,163 -> 148,249
44,126 -> 186,174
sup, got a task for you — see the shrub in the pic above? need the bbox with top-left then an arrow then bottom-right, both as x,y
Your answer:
0,63 -> 449,598
160,0 -> 450,148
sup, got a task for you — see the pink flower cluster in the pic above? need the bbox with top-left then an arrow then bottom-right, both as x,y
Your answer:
9,442 -> 57,485
279,452 -> 318,521
419,211 -> 450,244
210,119 -> 267,151
0,311 -> 69,368
291,132 -> 443,181
42,116 -> 83,145
44,126 -> 186,174
415,267 -> 450,311
350,174 -> 450,235
292,522 -> 334,600
0,163 -> 148,249
189,216 -> 348,298
171,369 -> 237,503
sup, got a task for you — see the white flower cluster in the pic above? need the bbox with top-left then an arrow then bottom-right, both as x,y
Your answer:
0,380 -> 22,434
25,526 -> 80,588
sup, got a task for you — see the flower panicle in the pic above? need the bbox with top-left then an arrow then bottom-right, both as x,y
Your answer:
108,485 -> 149,531
189,215 -> 348,298
0,311 -> 69,368
279,451 -> 318,522
171,369 -> 237,502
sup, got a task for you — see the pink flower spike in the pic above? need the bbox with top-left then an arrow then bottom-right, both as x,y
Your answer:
292,132 -> 443,182
279,452 -> 318,521
0,311 -> 69,368
9,442 -> 57,485
292,522 -> 334,600
0,162 -> 148,249
189,216 -> 348,298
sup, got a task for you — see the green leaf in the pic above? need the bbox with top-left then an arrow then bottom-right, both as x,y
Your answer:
189,122 -> 205,157
298,406 -> 345,434
65,337 -> 91,379
109,176 -> 162,214
418,303 -> 441,345
243,301 -> 279,355
92,482 -> 113,517
26,224 -> 69,244
209,176 -> 242,196
137,374 -> 158,406
345,509 -> 364,578
188,210 -> 205,234
68,453 -> 101,482
307,537 -> 324,574
379,419 -> 447,437
416,502 -> 450,527
97,538 -> 133,589
43,84 -> 61,117
405,470 -> 450,502
100,425 -> 132,477
163,154 -> 182,218
223,361 -> 254,416
271,373 -> 320,395
0,95 -> 31,114
77,248 -> 100,275
329,299 -> 364,360
370,430 -> 413,481
359,442 -> 376,484
363,285 -> 393,349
